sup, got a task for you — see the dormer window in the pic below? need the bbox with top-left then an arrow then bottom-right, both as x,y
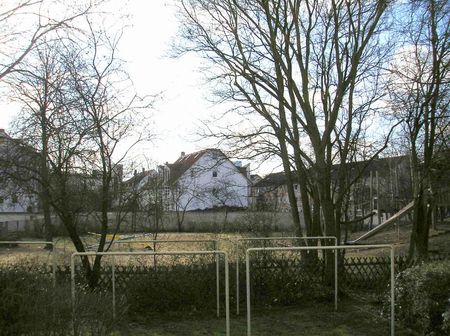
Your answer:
212,171 -> 217,177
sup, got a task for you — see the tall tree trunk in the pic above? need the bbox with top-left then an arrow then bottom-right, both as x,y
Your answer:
40,103 -> 53,249
279,138 -> 302,236
408,181 -> 432,263
41,193 -> 53,249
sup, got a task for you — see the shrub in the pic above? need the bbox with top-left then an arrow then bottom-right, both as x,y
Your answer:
0,232 -> 21,245
0,264 -> 122,335
391,260 -> 450,335
248,253 -> 334,306
0,267 -> 68,335
231,211 -> 286,234
125,262 -> 217,314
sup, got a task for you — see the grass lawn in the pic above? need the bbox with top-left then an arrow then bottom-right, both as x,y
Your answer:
116,302 -> 415,336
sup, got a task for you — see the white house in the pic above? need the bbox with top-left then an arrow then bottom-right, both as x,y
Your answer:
0,129 -> 39,213
160,149 -> 251,211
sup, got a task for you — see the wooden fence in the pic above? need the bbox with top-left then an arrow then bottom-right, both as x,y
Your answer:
1,252 -> 449,306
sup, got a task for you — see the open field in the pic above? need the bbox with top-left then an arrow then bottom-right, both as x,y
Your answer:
1,220 -> 449,263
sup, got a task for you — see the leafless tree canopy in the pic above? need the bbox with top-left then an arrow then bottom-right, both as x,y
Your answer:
387,0 -> 449,261
3,15 -> 154,285
0,0 -> 101,81
176,0 -> 394,240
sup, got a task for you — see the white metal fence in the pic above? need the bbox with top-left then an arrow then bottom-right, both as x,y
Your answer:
234,236 -> 337,315
70,250 -> 230,336
90,238 -> 221,317
245,244 -> 395,336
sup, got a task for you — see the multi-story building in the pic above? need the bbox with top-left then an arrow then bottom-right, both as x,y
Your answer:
158,149 -> 252,211
0,129 -> 39,213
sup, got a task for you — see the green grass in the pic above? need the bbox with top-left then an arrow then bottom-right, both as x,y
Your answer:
115,302 -> 416,336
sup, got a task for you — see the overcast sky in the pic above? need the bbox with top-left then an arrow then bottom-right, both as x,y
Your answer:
116,0 -> 215,166
0,0 -> 272,174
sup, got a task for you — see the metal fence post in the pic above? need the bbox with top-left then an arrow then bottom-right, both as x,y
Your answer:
245,244 -> 395,336
235,236 -> 337,316
335,247 -> 338,311
236,241 -> 240,315
214,241 -> 220,317
70,250 -> 230,336
246,249 -> 251,336
224,252 -> 230,336
70,254 -> 76,334
112,256 -> 116,320
391,246 -> 395,336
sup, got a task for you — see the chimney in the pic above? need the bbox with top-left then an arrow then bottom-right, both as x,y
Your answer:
181,151 -> 186,158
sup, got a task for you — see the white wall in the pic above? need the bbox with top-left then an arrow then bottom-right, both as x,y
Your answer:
0,184 -> 38,213
176,151 -> 250,211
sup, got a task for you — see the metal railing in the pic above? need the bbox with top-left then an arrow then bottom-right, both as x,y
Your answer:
70,250 -> 230,336
234,236 -> 337,315
95,238 -> 221,317
245,244 -> 395,336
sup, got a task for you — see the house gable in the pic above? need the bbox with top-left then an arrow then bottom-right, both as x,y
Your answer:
167,149 -> 251,211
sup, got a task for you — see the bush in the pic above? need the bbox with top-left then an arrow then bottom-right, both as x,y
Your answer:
391,260 -> 450,335
0,264 -> 122,335
125,262 -> 217,314
0,232 -> 21,245
0,267 -> 69,335
248,253 -> 334,306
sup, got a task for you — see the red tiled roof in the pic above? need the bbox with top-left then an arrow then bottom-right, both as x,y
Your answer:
123,170 -> 153,186
168,149 -> 220,183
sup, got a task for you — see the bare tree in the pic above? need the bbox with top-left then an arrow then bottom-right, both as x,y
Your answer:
387,0 -> 449,262
4,41 -> 74,247
5,20 -> 153,286
62,20 -> 153,286
169,174 -> 202,232
4,37 -> 100,272
0,0 -> 99,81
176,0 -> 394,242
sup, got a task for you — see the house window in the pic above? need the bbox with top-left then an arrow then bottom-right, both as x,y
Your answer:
294,184 -> 298,190
164,187 -> 170,198
12,194 -> 18,204
212,171 -> 217,177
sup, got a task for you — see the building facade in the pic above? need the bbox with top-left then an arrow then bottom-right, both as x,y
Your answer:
0,129 -> 39,213
160,149 -> 252,211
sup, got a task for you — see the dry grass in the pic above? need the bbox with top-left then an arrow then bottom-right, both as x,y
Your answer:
346,220 -> 450,257
1,221 -> 449,267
